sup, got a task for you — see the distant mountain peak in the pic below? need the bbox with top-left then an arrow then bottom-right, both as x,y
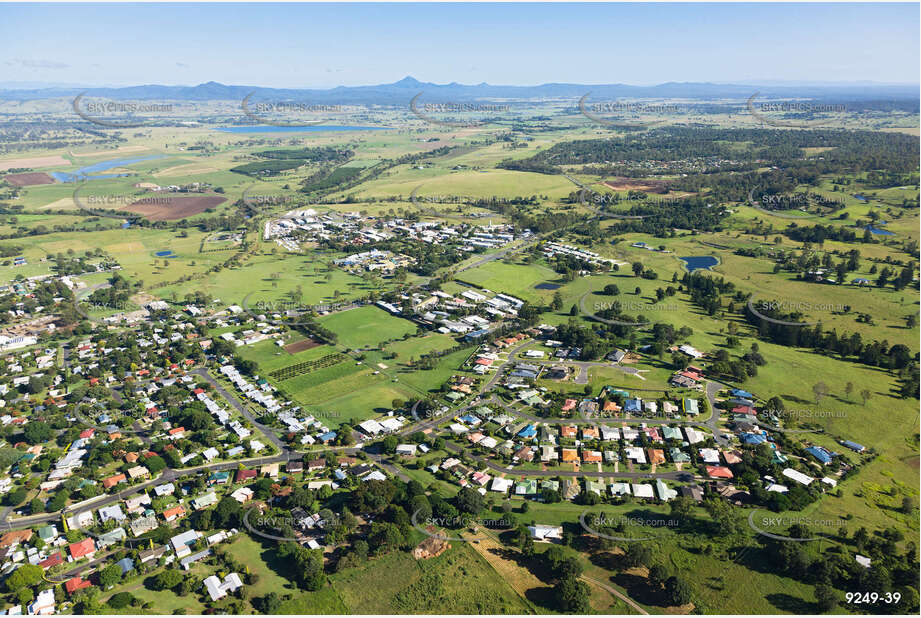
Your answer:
393,76 -> 423,86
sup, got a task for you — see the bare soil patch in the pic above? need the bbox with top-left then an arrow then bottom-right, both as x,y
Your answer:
603,177 -> 670,193
3,172 -> 55,187
284,338 -> 321,354
121,194 -> 226,221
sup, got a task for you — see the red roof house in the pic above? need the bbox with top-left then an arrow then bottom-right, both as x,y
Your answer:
102,473 -> 127,489
706,465 -> 734,479
38,552 -> 64,569
65,577 -> 93,595
235,468 -> 258,483
68,538 -> 96,560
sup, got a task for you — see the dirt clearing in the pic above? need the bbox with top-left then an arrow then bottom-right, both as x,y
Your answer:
121,194 -> 226,221
284,338 -> 321,354
3,172 -> 55,187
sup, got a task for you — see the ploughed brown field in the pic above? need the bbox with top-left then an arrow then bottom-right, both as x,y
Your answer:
603,177 -> 670,193
3,172 -> 55,187
122,194 -> 227,221
284,338 -> 321,354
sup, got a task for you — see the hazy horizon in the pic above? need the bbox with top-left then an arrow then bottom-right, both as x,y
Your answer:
2,3 -> 918,88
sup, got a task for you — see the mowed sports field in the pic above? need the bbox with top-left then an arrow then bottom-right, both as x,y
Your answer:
235,307 -> 429,422
318,305 -> 418,349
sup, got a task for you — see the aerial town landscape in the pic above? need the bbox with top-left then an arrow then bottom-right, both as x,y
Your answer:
0,1 -> 918,616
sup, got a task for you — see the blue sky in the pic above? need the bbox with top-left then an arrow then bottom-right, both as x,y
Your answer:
1,3 -> 918,87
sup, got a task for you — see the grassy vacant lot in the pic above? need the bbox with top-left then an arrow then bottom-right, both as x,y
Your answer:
0,226 -> 227,286
331,541 -> 531,614
96,562 -> 212,614
336,167 -> 577,203
383,332 -> 457,359
205,531 -> 533,615
223,534 -> 349,614
318,305 -> 418,349
157,249 -> 376,308
456,259 -> 560,304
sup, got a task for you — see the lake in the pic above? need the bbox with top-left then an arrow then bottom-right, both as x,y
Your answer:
215,125 -> 390,134
863,225 -> 895,236
679,256 -> 719,272
52,155 -> 166,183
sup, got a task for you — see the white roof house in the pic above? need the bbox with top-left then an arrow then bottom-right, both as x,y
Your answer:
782,468 -> 815,486
203,572 -> 243,602
153,483 -> 175,496
27,589 -> 55,615
490,477 -> 514,493
631,483 -> 655,499
624,446 -> 647,464
395,444 -> 417,456
358,419 -> 384,435
528,525 -> 562,542
699,448 -> 721,464
97,505 -> 126,523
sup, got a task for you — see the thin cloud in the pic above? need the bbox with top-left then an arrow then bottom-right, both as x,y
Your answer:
6,58 -> 69,70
